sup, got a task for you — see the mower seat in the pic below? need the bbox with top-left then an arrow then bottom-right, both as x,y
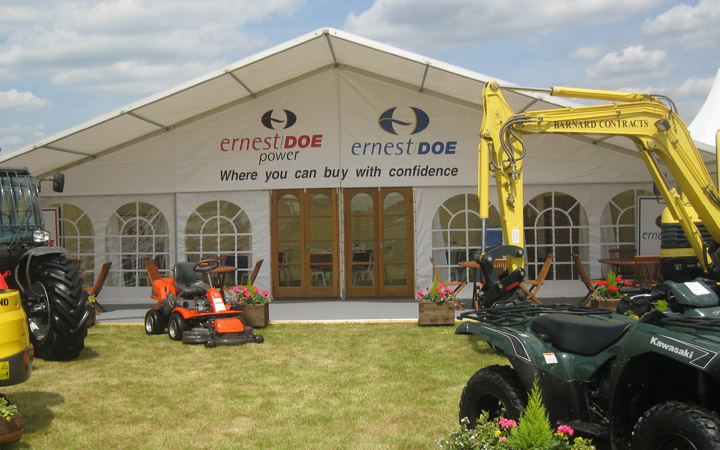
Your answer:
174,262 -> 210,299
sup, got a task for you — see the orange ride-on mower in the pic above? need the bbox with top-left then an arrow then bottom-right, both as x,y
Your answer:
144,260 -> 263,347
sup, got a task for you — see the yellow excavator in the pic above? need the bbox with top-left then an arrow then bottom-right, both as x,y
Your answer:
0,287 -> 32,386
475,81 -> 720,307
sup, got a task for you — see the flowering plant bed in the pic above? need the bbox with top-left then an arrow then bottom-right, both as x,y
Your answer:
438,381 -> 595,449
589,269 -> 631,312
417,278 -> 458,325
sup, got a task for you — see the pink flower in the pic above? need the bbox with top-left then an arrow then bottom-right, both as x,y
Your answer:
417,290 -> 424,296
498,436 -> 506,442
233,287 -> 240,293
262,291 -> 270,296
499,418 -> 517,428
556,425 -> 574,436
244,292 -> 252,298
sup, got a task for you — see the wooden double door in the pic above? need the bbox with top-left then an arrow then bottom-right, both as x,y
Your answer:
271,188 -> 414,299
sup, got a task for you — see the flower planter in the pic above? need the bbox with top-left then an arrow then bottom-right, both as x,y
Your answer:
590,298 -> 621,312
86,303 -> 97,327
418,301 -> 455,326
0,412 -> 24,445
241,303 -> 270,328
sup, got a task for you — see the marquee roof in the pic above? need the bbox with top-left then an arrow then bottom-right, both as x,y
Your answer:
0,27 -> 713,179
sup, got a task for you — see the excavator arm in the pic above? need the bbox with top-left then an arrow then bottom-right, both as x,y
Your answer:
478,81 -> 720,279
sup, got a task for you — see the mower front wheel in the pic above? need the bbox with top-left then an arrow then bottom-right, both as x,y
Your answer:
167,313 -> 187,341
144,310 -> 165,335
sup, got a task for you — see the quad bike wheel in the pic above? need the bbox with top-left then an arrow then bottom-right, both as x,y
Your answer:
632,401 -> 720,450
167,312 -> 188,341
144,310 -> 165,335
27,255 -> 87,361
459,365 -> 527,428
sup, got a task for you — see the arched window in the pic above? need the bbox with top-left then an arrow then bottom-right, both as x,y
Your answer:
105,202 -> 170,287
600,189 -> 652,258
524,191 -> 589,280
185,200 -> 252,285
47,203 -> 95,286
431,193 -> 501,283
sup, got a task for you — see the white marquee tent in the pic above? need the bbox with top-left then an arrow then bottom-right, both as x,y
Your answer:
0,28 -> 715,300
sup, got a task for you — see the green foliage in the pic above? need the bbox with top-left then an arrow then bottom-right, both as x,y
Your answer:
0,396 -> 18,421
417,275 -> 459,304
229,282 -> 272,305
591,269 -> 630,300
507,378 -> 553,449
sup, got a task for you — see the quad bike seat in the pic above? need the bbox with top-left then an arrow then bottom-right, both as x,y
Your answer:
174,262 -> 211,299
530,313 -> 632,356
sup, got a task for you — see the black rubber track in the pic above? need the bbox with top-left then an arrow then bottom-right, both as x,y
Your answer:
31,254 -> 87,361
459,364 -> 527,429
632,401 -> 720,450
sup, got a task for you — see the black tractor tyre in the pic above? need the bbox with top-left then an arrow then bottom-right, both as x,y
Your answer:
632,401 -> 720,450
167,313 -> 187,341
459,365 -> 527,429
254,334 -> 264,344
28,255 -> 87,361
144,310 -> 165,335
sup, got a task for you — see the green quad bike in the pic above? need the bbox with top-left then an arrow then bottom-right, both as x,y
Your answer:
456,257 -> 720,448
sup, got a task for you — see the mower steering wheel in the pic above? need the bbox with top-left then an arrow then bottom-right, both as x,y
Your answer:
193,259 -> 221,274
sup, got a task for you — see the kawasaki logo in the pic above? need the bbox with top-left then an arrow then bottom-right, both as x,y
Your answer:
650,336 -> 693,359
650,335 -> 718,369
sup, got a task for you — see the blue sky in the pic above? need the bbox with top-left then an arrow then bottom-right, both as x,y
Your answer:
1,0 -> 718,152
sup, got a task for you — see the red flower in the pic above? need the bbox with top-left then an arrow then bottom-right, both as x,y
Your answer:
608,285 -> 619,292
597,280 -> 609,287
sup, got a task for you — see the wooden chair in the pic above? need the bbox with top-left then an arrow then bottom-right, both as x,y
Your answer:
430,256 -> 467,310
145,258 -> 162,285
633,255 -> 661,286
572,253 -> 604,305
520,254 -> 554,304
83,262 -> 112,313
241,259 -> 264,285
609,247 -> 636,279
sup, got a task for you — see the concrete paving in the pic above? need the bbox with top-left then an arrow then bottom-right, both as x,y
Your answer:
93,296 -> 580,325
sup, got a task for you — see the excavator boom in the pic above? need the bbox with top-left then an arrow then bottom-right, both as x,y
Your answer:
478,81 -> 720,294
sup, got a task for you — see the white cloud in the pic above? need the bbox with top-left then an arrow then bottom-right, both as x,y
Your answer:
0,89 -> 52,113
344,0 -> 672,47
568,45 -> 605,60
0,124 -> 48,152
585,45 -> 668,83
51,61 -> 224,96
641,0 -> 720,50
0,0 -> 300,92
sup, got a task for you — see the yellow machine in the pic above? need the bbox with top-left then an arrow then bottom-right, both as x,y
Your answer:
477,81 -> 720,306
0,289 -> 32,387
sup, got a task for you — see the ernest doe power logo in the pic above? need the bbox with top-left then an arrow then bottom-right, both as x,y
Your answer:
378,106 -> 429,135
261,109 -> 297,130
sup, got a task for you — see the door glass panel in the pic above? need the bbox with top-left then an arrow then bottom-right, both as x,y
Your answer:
351,193 -> 373,213
383,192 -> 406,214
383,216 -> 406,239
309,217 -> 332,240
278,194 -> 300,216
277,194 -> 301,288
384,264 -> 407,286
349,192 -> 376,289
351,217 -> 374,239
309,194 -> 331,215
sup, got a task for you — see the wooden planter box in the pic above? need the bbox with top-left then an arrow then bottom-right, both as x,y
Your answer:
241,303 -> 270,328
0,401 -> 23,445
590,298 -> 621,312
86,303 -> 97,327
418,301 -> 456,326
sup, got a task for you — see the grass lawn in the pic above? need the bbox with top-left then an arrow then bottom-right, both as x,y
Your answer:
2,322 -> 506,449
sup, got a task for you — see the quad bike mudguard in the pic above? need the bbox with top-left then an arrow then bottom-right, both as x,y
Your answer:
0,289 -> 32,386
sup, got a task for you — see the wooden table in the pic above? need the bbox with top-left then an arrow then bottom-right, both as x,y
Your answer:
598,258 -> 637,278
209,265 -> 238,288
